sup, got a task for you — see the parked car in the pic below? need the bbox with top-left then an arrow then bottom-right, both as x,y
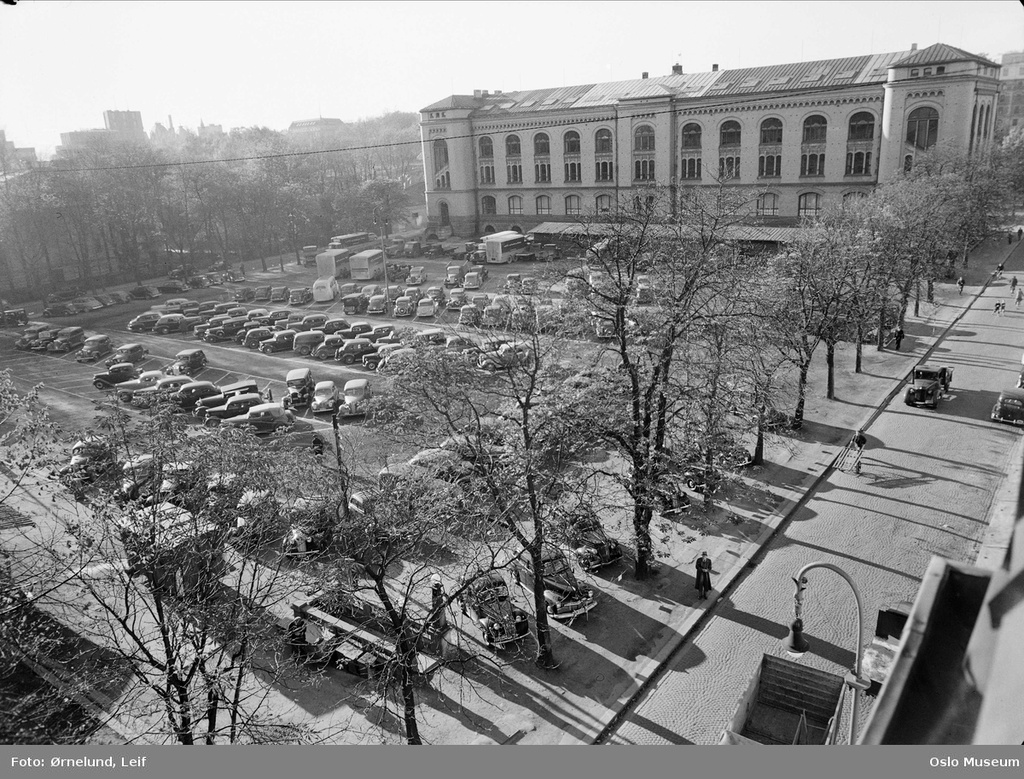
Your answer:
312,334 -> 346,360
129,286 -> 162,300
365,324 -> 395,343
204,316 -> 249,342
157,280 -> 190,294
114,370 -> 168,403
323,317 -> 352,336
194,380 -> 263,419
366,294 -> 387,315
335,322 -> 374,341
233,287 -> 256,302
310,381 -> 340,414
253,285 -> 272,302
991,388 -> 1024,426
269,287 -> 291,303
166,348 -> 208,376
458,572 -> 531,648
294,313 -> 329,333
55,436 -> 117,499
415,297 -> 438,318
108,291 -> 134,305
293,330 -> 326,356
153,313 -> 202,335
904,364 -> 954,409
75,334 -> 114,363
187,274 -> 210,289
47,326 -> 87,353
72,296 -> 105,311
237,327 -> 270,350
447,289 -> 468,310
469,264 -> 489,282
406,266 -> 427,285
394,295 -> 414,317
362,342 -> 404,371
161,297 -> 193,313
93,362 -> 140,390
193,315 -> 230,340
127,311 -> 162,333
221,403 -> 296,434
206,272 -> 225,285
42,302 -> 78,317
342,293 -> 368,315
361,284 -> 383,299
376,346 -> 416,373
14,324 -> 51,350
283,368 -> 316,408
560,508 -> 623,571
481,305 -> 508,329
130,375 -> 193,408
510,544 -> 597,621
224,270 -> 244,283
334,337 -> 376,365
336,379 -> 371,418
410,328 -> 447,348
458,305 -> 482,327
289,287 -> 313,305
338,283 -> 359,298
172,380 -> 222,410
202,392 -> 267,425
29,328 -> 63,352
105,343 -> 149,367
259,329 -> 297,353
463,272 -> 482,291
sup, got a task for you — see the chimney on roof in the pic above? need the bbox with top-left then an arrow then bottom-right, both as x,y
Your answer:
672,63 -> 683,76
494,90 -> 502,95
482,90 -> 490,97
642,71 -> 649,79
473,89 -> 482,98
911,43 -> 918,51
712,63 -> 719,72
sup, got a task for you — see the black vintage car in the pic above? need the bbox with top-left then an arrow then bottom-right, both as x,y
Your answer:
560,509 -> 623,571
166,348 -> 208,376
54,436 -> 118,500
172,380 -> 222,410
510,544 -> 596,621
1,309 -> 29,327
904,364 -> 954,409
283,368 -> 315,408
458,572 -> 531,648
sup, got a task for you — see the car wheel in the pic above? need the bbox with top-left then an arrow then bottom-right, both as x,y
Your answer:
298,347 -> 310,356
685,478 -> 698,491
93,381 -> 106,390
545,602 -> 558,615
341,354 -> 354,365
310,439 -> 325,456
204,418 -> 221,428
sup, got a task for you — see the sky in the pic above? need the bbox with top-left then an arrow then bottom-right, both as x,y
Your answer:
1,0 -> 1022,157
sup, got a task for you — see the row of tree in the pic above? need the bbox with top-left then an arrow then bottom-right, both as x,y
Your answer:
0,114 -> 422,303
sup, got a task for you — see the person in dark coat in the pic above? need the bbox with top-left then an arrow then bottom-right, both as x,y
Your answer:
695,551 -> 713,599
893,326 -> 904,350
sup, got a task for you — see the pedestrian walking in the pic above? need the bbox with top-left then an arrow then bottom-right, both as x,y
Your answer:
995,300 -> 1001,316
1001,301 -> 1008,316
957,276 -> 965,295
1016,288 -> 1023,308
695,551 -> 713,599
1018,227 -> 1023,242
998,262 -> 1005,278
1010,234 -> 1014,246
851,428 -> 867,474
1012,276 -> 1019,295
893,326 -> 905,350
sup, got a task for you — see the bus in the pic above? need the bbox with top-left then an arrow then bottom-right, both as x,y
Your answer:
483,231 -> 527,264
329,232 -> 375,251
349,249 -> 385,281
312,249 -> 351,301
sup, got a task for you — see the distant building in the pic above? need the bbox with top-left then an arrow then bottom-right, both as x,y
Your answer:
995,51 -> 1024,137
0,130 -> 37,172
103,109 -> 146,142
58,129 -> 114,153
419,42 -> 1000,237
287,118 -> 345,137
197,121 -> 224,140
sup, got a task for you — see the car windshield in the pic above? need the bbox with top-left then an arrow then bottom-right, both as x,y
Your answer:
315,388 -> 333,398
543,557 -> 572,578
477,583 -> 509,604
914,369 -> 937,380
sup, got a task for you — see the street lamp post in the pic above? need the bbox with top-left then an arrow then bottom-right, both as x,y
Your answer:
782,561 -> 871,745
373,208 -> 391,311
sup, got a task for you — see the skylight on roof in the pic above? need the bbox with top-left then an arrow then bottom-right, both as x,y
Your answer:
767,76 -> 790,85
739,78 -> 760,88
707,82 -> 731,90
836,69 -> 858,78
520,99 -> 536,107
541,98 -> 558,105
800,72 -> 823,82
499,102 -> 515,109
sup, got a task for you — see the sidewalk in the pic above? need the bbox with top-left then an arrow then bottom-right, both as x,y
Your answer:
3,235 -> 1021,745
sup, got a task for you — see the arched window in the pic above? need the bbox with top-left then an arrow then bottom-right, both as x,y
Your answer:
505,135 -> 521,157
756,193 -> 778,216
634,125 -> 655,151
802,115 -> 827,143
479,136 -> 493,158
564,131 -> 581,154
595,194 -> 612,213
439,202 -> 450,226
484,224 -> 496,234
595,129 -> 613,154
682,123 -> 702,149
720,121 -> 741,146
508,196 -> 523,215
432,139 -> 449,171
797,193 -> 822,218
534,133 -> 549,156
906,107 -> 939,149
482,196 -> 496,215
565,195 -> 581,216
847,112 -> 874,142
760,118 -> 783,145
535,195 -> 551,215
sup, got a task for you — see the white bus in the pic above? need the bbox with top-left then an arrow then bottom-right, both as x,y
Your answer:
483,231 -> 527,264
312,249 -> 351,301
349,249 -> 385,281
328,232 -> 375,251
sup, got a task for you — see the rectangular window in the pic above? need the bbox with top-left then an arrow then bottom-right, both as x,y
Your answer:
565,162 -> 581,182
634,158 -> 655,181
758,155 -> 781,177
595,161 -> 614,181
800,153 -> 825,176
719,156 -> 740,179
680,157 -> 701,179
480,165 -> 494,184
507,164 -> 522,184
535,163 -> 551,183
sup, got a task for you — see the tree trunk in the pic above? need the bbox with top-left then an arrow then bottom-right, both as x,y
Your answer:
792,360 -> 810,428
825,340 -> 835,400
876,307 -> 886,351
399,636 -> 422,745
632,502 -> 653,581
854,326 -> 863,374
529,546 -> 557,668
752,406 -> 765,466
914,279 -> 920,317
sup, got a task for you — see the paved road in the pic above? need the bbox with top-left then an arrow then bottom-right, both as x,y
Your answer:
606,271 -> 1024,745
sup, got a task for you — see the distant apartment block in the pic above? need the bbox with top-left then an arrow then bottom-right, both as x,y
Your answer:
0,130 -> 37,171
103,109 -> 146,142
58,128 -> 114,152
287,118 -> 345,137
996,51 -> 1024,137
